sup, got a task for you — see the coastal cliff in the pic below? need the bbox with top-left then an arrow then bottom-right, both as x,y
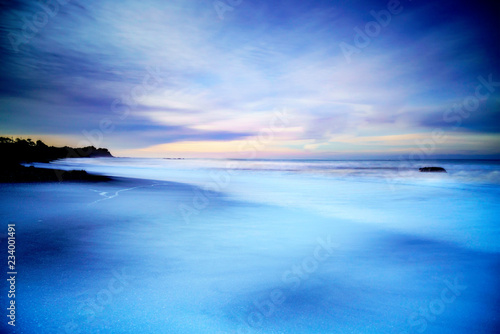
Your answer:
0,137 -> 113,182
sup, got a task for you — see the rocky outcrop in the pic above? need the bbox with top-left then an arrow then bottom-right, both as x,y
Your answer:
419,167 -> 447,173
0,137 -> 113,163
0,165 -> 111,183
0,137 -> 113,182
88,148 -> 113,158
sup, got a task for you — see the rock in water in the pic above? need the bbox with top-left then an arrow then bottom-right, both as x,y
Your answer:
419,167 -> 447,173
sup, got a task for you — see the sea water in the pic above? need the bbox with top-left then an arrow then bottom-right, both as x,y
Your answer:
1,158 -> 498,333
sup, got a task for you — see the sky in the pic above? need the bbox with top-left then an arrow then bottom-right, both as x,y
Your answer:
0,0 -> 499,158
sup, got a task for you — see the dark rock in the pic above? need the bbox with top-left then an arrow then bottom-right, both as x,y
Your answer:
419,167 -> 447,173
0,165 -> 112,183
0,137 -> 113,165
0,137 -> 113,183
88,148 -> 113,158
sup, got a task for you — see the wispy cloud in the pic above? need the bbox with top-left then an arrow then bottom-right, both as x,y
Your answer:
1,0 -> 499,157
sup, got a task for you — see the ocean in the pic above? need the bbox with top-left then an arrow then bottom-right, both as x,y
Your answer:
1,158 -> 499,333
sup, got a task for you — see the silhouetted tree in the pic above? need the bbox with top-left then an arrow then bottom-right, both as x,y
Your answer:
0,137 -> 13,144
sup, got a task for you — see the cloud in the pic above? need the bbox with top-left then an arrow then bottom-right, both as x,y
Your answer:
0,0 -> 499,157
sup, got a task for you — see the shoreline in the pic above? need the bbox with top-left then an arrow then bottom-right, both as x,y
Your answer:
0,138 -> 114,183
0,165 -> 112,183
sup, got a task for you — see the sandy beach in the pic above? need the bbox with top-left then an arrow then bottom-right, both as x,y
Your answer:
1,158 -> 498,333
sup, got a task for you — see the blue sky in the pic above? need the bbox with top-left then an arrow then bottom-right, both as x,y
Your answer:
0,0 -> 499,158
